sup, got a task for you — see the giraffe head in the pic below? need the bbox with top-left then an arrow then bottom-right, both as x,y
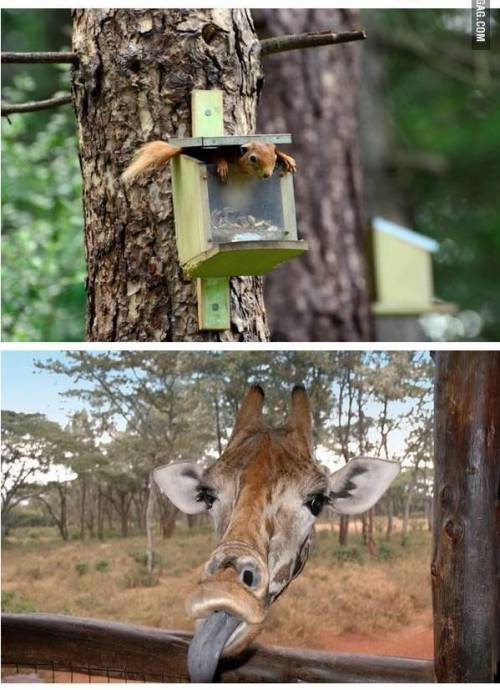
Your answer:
154,385 -> 399,669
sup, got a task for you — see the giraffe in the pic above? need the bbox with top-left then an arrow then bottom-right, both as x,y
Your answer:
154,385 -> 399,680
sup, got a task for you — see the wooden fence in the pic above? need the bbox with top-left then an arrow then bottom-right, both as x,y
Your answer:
1,613 -> 435,683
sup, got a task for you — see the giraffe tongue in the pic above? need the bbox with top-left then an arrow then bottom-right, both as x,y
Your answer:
187,610 -> 241,682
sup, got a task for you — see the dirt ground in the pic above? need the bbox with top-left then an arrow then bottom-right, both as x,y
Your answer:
316,611 -> 433,659
2,523 -> 434,681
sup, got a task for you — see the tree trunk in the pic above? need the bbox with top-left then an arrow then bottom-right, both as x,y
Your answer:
367,508 -> 377,556
214,395 -> 223,455
385,491 -> 394,541
361,513 -> 368,545
432,352 -> 500,682
425,494 -> 433,532
79,475 -> 86,540
255,9 -> 372,341
159,499 -> 178,539
56,485 -> 69,542
72,9 -> 268,342
187,513 -> 198,529
339,515 -> 350,546
145,478 -> 156,577
401,489 -> 412,546
97,485 -> 104,540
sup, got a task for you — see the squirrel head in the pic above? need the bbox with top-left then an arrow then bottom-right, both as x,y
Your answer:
237,142 -> 277,180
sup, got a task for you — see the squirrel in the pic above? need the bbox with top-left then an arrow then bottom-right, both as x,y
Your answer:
122,140 -> 296,184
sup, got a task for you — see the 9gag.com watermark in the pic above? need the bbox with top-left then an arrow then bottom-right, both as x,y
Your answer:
472,0 -> 490,50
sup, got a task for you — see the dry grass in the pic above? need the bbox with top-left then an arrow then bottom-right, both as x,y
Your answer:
2,520 -> 432,651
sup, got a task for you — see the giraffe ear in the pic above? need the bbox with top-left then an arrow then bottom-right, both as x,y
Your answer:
153,462 -> 207,515
328,457 -> 400,515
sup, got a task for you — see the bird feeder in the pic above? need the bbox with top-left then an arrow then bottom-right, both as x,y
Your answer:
367,216 -> 456,340
170,90 -> 307,330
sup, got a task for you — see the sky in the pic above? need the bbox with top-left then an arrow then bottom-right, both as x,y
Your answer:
1,351 -> 91,426
2,351 -> 431,472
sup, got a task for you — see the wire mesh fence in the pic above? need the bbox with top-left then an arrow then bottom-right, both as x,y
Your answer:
1,661 -> 186,683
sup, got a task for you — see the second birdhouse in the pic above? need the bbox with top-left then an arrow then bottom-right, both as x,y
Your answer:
170,134 -> 307,278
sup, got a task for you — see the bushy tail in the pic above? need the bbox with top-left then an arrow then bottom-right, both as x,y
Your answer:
121,141 -> 182,183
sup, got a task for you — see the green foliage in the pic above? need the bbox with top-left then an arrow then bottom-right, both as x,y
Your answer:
75,560 -> 89,576
117,564 -> 159,589
365,9 -> 500,339
333,545 -> 364,564
129,549 -> 165,570
2,589 -> 35,613
9,509 -> 50,529
376,541 -> 396,562
95,559 -> 109,573
1,71 -> 85,341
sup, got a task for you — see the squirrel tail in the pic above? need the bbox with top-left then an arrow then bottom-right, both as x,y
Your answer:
121,141 -> 182,183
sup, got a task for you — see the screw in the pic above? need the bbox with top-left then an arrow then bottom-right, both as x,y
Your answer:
212,303 -> 219,311
205,109 -> 212,117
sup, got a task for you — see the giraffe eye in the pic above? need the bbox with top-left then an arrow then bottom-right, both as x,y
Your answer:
305,494 -> 326,517
197,487 -> 216,509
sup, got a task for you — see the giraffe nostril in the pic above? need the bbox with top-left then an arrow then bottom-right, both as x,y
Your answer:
242,569 -> 254,587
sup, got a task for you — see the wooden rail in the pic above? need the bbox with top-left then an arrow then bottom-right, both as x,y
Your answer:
1,613 -> 435,683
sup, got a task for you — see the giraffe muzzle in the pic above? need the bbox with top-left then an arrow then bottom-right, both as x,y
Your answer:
186,543 -> 269,657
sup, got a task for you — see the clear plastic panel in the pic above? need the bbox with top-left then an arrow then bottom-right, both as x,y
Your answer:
206,165 -> 286,243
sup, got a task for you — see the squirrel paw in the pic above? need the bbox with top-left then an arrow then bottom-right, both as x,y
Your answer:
216,159 -> 229,183
277,152 -> 297,175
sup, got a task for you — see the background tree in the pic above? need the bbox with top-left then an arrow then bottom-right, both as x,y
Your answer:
1,411 -> 73,536
71,9 -> 268,342
255,9 -> 372,341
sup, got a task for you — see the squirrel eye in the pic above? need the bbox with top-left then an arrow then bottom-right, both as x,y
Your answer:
305,494 -> 326,517
249,154 -> 257,163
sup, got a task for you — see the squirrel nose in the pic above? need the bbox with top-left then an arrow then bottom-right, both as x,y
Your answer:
262,172 -> 271,179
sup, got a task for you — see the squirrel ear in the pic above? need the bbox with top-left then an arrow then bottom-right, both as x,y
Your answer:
239,143 -> 250,154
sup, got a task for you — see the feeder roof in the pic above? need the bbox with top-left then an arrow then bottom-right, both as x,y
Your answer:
372,216 -> 439,254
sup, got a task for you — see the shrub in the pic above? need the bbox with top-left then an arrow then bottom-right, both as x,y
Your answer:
117,565 -> 159,589
377,542 -> 396,562
75,561 -> 89,576
2,590 -> 35,613
129,549 -> 165,571
334,545 -> 364,564
94,559 -> 109,573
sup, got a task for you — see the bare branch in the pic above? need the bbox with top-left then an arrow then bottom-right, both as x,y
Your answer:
260,29 -> 366,56
1,51 -> 77,64
1,94 -> 73,116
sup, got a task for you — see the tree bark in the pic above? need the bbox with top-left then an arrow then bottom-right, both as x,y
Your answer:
159,499 -> 178,539
97,485 -> 104,540
339,515 -> 349,546
145,477 -> 156,577
255,9 -> 372,341
432,352 -> 500,682
385,491 -> 393,540
72,9 -> 268,342
401,488 -> 412,546
79,475 -> 86,540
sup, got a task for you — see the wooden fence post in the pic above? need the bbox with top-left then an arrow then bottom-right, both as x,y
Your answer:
432,352 -> 500,682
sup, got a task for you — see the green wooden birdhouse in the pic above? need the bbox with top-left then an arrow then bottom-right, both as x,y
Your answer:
169,90 -> 307,330
170,143 -> 305,278
368,216 -> 455,340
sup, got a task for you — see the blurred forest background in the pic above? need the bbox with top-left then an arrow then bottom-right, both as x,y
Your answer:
2,350 -> 435,654
2,9 -> 499,342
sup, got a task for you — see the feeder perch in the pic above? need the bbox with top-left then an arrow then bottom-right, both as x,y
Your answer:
170,90 -> 308,330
